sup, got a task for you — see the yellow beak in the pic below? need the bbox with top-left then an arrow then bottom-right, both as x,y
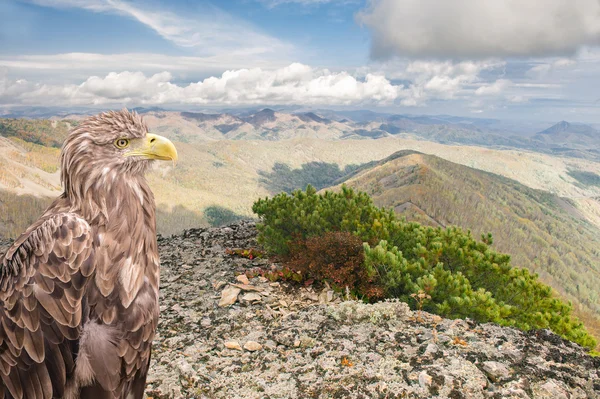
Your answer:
127,134 -> 178,162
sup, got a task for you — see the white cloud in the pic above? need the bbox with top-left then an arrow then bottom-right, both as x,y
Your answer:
357,0 -> 600,58
1,63 -> 408,107
258,0 -> 360,8
475,79 -> 512,96
526,58 -> 577,79
260,0 -> 334,5
0,59 -> 570,109
362,59 -> 505,104
25,0 -> 289,56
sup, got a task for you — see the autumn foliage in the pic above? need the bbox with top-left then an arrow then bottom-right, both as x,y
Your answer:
285,232 -> 384,299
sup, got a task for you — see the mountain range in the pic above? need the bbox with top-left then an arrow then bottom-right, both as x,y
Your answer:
51,108 -> 599,161
1,111 -> 600,347
3,106 -> 599,156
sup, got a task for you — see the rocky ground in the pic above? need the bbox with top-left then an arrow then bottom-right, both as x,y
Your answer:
1,222 -> 599,398
147,221 -> 599,399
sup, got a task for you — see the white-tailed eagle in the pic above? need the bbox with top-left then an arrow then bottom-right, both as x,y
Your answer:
0,110 -> 177,398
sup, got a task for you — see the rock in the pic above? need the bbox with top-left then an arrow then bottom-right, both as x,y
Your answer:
241,293 -> 262,303
200,318 -> 211,327
532,379 -> 570,399
230,283 -> 263,292
318,289 -> 334,303
236,274 -> 250,285
243,341 -> 263,351
482,361 -> 512,382
218,286 -> 241,307
418,371 -> 432,388
424,343 -> 439,356
224,341 -> 243,351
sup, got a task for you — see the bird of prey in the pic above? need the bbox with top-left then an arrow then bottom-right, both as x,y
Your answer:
0,110 -> 177,398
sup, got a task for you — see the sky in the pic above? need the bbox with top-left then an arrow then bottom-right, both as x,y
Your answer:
1,0 -> 600,122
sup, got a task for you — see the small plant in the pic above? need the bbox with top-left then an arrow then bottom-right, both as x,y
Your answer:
340,356 -> 354,367
411,290 -> 432,322
246,266 -> 303,283
225,248 -> 265,260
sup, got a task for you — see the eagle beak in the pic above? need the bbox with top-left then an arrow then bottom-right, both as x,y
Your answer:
129,134 -> 178,163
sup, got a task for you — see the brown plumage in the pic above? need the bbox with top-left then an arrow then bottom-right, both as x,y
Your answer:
0,109 -> 177,398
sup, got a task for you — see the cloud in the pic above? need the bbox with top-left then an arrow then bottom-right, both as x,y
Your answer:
361,59 -> 505,104
25,0 -> 289,56
475,79 -> 512,96
357,0 -> 600,58
1,63 -> 407,107
526,58 -> 577,79
0,60 -> 564,109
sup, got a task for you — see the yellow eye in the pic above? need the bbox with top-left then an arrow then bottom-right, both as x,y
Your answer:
115,138 -> 130,149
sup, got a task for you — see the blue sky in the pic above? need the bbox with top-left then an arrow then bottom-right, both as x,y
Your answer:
1,0 -> 600,122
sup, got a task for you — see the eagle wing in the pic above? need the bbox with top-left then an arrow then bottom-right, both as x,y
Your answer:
0,213 -> 95,399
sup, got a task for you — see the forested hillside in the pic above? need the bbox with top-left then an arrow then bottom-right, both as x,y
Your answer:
0,118 -> 74,148
331,150 -> 600,340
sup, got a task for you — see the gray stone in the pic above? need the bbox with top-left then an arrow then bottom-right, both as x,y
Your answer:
482,361 -> 512,382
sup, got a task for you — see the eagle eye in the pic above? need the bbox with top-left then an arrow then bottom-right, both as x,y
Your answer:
115,138 -> 130,149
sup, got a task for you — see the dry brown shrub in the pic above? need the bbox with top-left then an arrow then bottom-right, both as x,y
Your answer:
285,231 -> 383,300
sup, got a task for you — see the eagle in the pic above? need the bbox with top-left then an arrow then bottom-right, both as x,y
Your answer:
0,110 -> 177,398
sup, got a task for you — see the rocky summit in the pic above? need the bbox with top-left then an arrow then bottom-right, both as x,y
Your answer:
147,221 -> 599,399
1,222 -> 599,398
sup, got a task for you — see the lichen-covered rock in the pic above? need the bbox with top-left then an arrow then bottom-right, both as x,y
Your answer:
142,221 -> 600,399
2,222 -> 599,399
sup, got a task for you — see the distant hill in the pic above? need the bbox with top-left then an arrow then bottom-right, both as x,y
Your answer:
534,121 -> 599,148
539,120 -> 597,137
0,118 -> 75,148
331,150 -> 600,339
242,108 -> 276,127
2,114 -> 599,244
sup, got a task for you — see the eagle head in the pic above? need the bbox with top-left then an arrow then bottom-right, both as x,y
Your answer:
60,109 -> 177,207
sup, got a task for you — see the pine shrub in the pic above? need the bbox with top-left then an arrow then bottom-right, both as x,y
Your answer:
252,184 -> 397,254
252,185 -> 598,350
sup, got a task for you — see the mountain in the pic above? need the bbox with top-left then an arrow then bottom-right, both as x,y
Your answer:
295,112 -> 331,124
331,150 -> 600,339
5,107 -> 600,159
2,116 -> 599,237
5,221 -> 595,398
539,120 -> 598,137
242,108 -> 277,126
146,111 -> 600,160
534,121 -> 600,148
2,115 -> 600,341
